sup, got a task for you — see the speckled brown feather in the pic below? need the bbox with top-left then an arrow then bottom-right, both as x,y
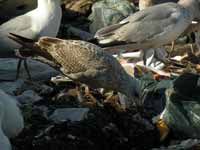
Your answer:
37,38 -> 139,93
9,35 -> 141,106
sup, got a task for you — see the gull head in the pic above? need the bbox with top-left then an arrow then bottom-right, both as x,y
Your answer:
37,37 -> 63,49
37,37 -> 63,55
178,0 -> 200,20
35,37 -> 64,64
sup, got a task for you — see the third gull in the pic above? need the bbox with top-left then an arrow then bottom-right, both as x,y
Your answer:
0,0 -> 62,80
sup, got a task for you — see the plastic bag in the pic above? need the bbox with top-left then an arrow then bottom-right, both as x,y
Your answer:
88,0 -> 136,34
162,73 -> 200,138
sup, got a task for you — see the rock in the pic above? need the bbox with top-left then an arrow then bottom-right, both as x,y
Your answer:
66,26 -> 93,40
38,84 -> 54,95
0,79 -> 24,95
152,139 -> 200,150
49,108 -> 90,123
0,89 -> 24,138
33,105 -> 49,119
16,90 -> 42,104
17,81 -> 54,95
89,0 -> 136,34
0,79 -> 53,97
0,58 -> 59,81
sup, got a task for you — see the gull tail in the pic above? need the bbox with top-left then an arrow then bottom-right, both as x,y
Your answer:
102,43 -> 151,54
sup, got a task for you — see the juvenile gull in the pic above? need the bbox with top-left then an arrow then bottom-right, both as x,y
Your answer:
9,34 -> 141,107
0,0 -> 62,79
95,0 -> 200,64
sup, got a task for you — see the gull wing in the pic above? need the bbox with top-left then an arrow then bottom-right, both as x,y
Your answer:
95,3 -> 188,46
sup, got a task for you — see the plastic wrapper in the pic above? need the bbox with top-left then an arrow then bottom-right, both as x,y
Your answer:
89,0 -> 136,34
162,73 -> 200,138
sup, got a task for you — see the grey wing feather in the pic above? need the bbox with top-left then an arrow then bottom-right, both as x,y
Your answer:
95,23 -> 126,38
119,3 -> 177,24
95,3 -> 180,44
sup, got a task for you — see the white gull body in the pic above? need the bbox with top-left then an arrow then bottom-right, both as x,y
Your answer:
0,90 -> 24,138
95,0 -> 200,54
0,89 -> 24,149
0,101 -> 11,150
0,0 -> 62,57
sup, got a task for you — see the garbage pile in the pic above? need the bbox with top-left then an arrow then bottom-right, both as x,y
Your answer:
0,0 -> 200,150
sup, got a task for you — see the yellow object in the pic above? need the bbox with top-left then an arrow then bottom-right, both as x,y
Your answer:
156,119 -> 170,141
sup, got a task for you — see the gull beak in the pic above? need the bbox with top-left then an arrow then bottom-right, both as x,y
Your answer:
8,33 -> 39,57
8,33 -> 35,46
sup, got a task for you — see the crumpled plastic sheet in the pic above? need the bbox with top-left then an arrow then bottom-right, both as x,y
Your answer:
88,0 -> 136,34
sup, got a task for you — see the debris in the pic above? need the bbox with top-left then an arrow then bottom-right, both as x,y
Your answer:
49,108 -> 90,123
152,139 -> 200,150
89,0 -> 136,34
0,58 -> 59,81
66,25 -> 93,40
63,0 -> 96,15
0,79 -> 24,95
161,73 -> 200,138
16,90 -> 42,104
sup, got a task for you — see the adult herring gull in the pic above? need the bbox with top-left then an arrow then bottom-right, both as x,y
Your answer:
0,0 -> 62,80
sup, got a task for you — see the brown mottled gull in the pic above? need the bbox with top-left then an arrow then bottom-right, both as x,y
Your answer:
9,34 -> 141,107
94,0 -> 200,64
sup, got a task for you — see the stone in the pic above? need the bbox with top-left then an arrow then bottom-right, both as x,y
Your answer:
0,79 -> 24,95
0,58 -> 59,81
49,108 -> 90,123
16,90 -> 42,104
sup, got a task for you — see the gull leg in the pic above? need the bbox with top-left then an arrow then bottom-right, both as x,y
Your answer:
168,41 -> 175,58
152,48 -> 168,69
16,59 -> 22,80
0,58 -> 26,81
15,49 -> 32,80
116,49 -> 126,60
194,31 -> 200,55
23,59 -> 31,80
154,48 -> 168,63
142,48 -> 166,69
142,48 -> 155,66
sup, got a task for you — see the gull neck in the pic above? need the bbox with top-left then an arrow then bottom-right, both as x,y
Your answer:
37,0 -> 60,9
